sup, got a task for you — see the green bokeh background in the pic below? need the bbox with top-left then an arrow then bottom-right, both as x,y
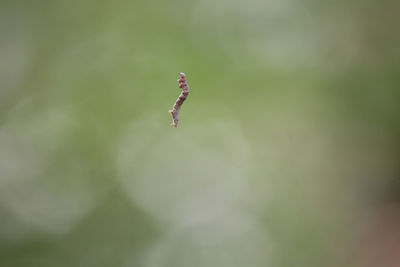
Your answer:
0,0 -> 399,266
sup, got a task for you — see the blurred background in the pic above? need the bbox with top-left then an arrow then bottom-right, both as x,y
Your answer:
0,0 -> 399,266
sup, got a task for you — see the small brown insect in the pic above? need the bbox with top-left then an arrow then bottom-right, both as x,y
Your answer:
169,72 -> 190,128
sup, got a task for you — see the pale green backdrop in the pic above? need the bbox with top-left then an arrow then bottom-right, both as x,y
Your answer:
0,0 -> 399,266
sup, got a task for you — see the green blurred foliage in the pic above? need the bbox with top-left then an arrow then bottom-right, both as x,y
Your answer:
0,0 -> 399,266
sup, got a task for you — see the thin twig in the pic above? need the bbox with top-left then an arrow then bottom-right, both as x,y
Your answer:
169,72 -> 190,128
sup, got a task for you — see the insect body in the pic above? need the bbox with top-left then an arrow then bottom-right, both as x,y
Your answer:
169,72 -> 190,128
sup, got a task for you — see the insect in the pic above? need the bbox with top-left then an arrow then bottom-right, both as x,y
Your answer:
169,72 -> 190,128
